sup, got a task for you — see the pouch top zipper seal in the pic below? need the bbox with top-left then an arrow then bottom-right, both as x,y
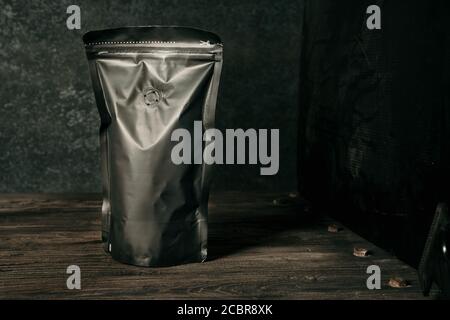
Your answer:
85,40 -> 223,61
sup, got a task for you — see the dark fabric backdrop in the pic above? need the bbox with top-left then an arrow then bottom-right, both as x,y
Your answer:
298,0 -> 450,265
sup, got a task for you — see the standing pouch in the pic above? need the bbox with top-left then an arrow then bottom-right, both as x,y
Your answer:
83,26 -> 223,267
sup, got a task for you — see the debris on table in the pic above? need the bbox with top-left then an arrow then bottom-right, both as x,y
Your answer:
328,224 -> 342,233
304,275 -> 317,282
272,192 -> 300,207
353,247 -> 371,257
272,197 -> 293,206
388,277 -> 411,288
272,192 -> 312,214
288,192 -> 299,198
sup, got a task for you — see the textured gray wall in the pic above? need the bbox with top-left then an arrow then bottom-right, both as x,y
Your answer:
0,0 -> 302,192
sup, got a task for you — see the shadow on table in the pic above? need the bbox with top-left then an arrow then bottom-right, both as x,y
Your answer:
207,194 -> 319,260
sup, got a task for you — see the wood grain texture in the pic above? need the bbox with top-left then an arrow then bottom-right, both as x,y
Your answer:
0,192 -> 434,299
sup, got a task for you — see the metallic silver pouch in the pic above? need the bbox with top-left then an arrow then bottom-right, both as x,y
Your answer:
83,26 -> 223,267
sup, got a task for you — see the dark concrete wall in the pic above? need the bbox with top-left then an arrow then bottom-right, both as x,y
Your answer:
0,0 -> 302,192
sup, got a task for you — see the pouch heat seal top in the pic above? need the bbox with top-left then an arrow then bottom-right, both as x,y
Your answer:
83,26 -> 223,267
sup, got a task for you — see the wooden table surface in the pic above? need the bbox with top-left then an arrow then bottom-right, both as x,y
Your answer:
0,192 -> 434,299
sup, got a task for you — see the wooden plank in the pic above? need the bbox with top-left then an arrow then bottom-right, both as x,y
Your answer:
0,192 -> 434,299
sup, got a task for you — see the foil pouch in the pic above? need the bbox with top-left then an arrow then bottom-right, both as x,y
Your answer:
83,26 -> 223,267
